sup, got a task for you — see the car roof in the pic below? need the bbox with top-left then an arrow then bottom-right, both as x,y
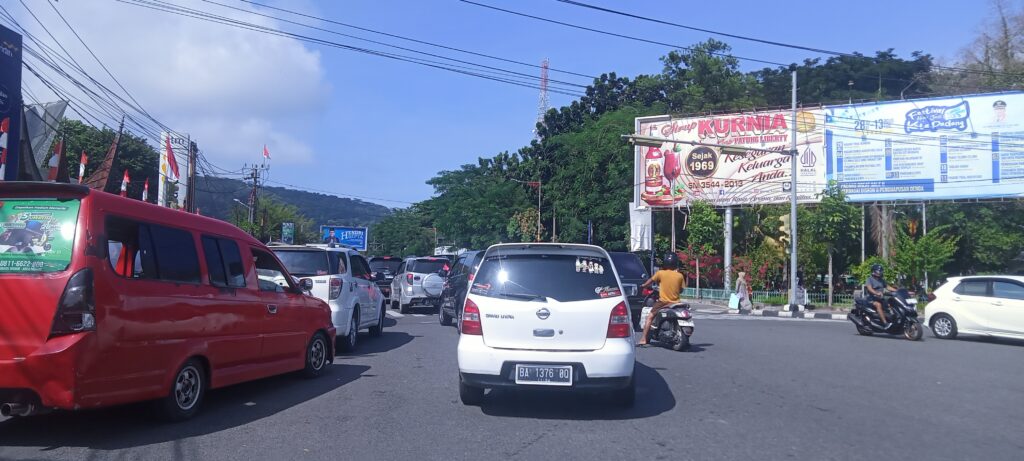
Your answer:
948,275 -> 1024,283
483,243 -> 609,258
269,244 -> 355,253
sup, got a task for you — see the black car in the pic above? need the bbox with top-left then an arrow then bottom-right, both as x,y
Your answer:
608,251 -> 650,327
438,250 -> 484,327
369,256 -> 403,299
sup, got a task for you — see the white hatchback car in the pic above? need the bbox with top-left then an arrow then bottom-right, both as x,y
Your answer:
456,244 -> 635,406
924,276 -> 1024,340
271,244 -> 386,352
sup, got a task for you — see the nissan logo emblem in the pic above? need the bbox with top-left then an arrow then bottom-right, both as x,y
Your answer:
536,308 -> 550,320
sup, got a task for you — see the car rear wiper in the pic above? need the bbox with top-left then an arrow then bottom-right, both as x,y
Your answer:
500,292 -> 546,302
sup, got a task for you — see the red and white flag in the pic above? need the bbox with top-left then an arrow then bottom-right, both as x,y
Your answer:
120,170 -> 130,197
0,117 -> 9,180
47,138 -> 64,181
165,135 -> 180,180
263,144 -> 271,160
78,152 -> 88,184
142,178 -> 149,202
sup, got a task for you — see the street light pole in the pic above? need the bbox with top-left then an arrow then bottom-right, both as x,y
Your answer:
789,70 -> 799,309
233,198 -> 252,225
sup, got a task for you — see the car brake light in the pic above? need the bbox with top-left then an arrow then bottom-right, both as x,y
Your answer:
642,287 -> 653,297
462,298 -> 483,335
50,268 -> 96,338
406,273 -> 414,284
607,301 -> 631,338
329,278 -> 342,300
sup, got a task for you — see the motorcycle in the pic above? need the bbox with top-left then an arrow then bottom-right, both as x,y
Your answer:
639,287 -> 695,351
847,288 -> 923,341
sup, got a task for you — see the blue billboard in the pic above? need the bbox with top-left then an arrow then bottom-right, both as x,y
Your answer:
320,225 -> 367,251
0,25 -> 22,181
824,92 -> 1024,201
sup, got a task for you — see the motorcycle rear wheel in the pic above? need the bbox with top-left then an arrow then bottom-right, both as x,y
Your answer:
856,325 -> 874,336
903,319 -> 923,341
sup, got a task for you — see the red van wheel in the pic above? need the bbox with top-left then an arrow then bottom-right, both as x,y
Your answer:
155,358 -> 206,422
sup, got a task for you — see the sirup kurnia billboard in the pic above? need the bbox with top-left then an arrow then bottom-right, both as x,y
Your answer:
634,110 -> 826,208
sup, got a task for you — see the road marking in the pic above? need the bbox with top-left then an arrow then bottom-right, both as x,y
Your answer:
386,311 -> 405,319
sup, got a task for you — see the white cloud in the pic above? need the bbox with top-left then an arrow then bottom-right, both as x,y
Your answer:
11,0 -> 329,167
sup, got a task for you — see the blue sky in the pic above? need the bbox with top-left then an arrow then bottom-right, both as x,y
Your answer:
12,0 -> 998,208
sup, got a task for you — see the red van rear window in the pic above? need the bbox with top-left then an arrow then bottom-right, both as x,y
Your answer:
0,199 -> 81,273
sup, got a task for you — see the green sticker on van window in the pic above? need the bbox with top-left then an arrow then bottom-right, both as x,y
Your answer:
0,199 -> 81,273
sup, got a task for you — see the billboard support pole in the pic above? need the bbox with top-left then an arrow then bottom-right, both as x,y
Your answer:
861,204 -> 866,263
724,206 -> 733,295
788,70 -> 800,309
922,202 -> 928,291
670,207 -> 676,252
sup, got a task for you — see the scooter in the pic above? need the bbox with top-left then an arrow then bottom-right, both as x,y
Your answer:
640,291 -> 695,351
847,288 -> 923,341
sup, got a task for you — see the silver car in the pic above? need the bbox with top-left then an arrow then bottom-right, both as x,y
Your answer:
390,257 -> 449,314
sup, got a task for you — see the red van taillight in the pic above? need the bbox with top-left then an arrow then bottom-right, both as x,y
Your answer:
50,268 -> 96,338
329,278 -> 342,300
462,298 -> 483,335
406,273 -> 414,285
607,301 -> 631,338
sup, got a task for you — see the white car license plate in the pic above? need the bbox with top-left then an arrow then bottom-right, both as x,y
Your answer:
514,365 -> 573,386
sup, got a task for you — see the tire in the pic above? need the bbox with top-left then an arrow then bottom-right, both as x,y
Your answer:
459,378 -> 484,406
672,331 -> 690,351
856,325 -> 874,336
611,377 -> 636,407
369,303 -> 385,337
155,358 -> 206,422
931,314 -> 958,340
903,319 -> 923,341
302,332 -> 330,378
399,303 -> 409,315
337,311 -> 359,352
439,305 -> 453,326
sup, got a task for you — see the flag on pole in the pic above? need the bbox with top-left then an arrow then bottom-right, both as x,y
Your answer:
120,170 -> 130,197
47,138 -> 64,181
142,178 -> 149,202
78,152 -> 88,184
0,117 -> 8,181
165,135 -> 180,180
263,144 -> 271,160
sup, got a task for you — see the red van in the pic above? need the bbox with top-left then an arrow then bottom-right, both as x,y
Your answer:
0,182 -> 336,421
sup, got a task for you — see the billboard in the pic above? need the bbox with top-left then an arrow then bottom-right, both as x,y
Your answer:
824,92 -> 1024,201
281,222 -> 295,244
320,225 -> 367,251
634,110 -> 826,207
0,25 -> 23,181
158,131 -> 190,208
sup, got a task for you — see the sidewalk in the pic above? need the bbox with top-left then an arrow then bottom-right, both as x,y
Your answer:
685,300 -> 851,321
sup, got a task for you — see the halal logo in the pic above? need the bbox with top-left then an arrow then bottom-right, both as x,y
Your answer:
685,146 -> 718,178
800,146 -> 817,168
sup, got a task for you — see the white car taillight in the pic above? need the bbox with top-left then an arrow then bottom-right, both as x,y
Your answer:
50,268 -> 96,338
606,301 -> 631,338
329,278 -> 342,300
462,298 -> 483,335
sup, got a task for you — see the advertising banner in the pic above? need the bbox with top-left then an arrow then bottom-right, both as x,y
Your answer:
0,25 -> 23,181
158,131 -> 190,208
320,225 -> 367,251
281,222 -> 295,244
634,110 -> 825,208
0,199 -> 81,273
824,92 -> 1024,201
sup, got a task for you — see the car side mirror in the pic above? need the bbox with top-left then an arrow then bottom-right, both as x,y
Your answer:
299,278 -> 314,293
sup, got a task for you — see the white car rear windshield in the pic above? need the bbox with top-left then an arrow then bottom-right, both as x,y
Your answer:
409,259 -> 447,274
273,249 -> 343,277
0,198 -> 80,273
471,254 -> 620,302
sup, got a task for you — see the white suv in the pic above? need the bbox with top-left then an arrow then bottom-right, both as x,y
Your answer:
271,244 -> 385,352
456,244 -> 635,406
390,257 -> 450,314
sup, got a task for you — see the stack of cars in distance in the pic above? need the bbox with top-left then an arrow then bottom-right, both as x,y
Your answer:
369,255 -> 402,300
607,252 -> 650,328
439,250 -> 484,327
0,182 -> 335,421
391,256 -> 450,314
270,244 -> 386,352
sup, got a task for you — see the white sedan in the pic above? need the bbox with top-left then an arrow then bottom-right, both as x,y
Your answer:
924,276 -> 1024,340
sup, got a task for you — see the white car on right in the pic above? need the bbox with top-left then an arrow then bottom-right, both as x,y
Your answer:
924,275 -> 1024,340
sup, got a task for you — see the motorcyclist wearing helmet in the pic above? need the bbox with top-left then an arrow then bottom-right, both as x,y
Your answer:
865,264 -> 897,327
638,252 -> 686,346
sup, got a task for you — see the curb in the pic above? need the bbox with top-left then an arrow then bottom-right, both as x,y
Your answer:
725,309 -> 848,321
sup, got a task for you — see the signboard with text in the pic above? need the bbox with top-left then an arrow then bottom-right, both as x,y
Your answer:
320,225 -> 367,251
634,110 -> 826,207
824,92 -> 1024,201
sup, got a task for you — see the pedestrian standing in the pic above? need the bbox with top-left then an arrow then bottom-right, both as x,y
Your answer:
735,272 -> 753,310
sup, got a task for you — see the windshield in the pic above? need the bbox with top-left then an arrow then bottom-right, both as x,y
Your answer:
609,252 -> 647,279
409,259 -> 448,274
0,199 -> 81,274
471,253 -> 620,302
370,258 -> 402,273
273,250 -> 331,277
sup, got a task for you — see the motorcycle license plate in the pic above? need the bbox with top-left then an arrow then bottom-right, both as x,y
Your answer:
677,320 -> 694,327
514,365 -> 573,386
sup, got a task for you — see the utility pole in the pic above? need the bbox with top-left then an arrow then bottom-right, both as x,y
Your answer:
184,138 -> 197,213
788,70 -> 799,309
536,180 -> 542,242
245,164 -> 259,226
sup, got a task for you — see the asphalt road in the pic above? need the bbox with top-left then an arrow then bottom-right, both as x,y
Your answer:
2,313 -> 1023,461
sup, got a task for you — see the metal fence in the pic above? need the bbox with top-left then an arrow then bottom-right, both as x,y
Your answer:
683,288 -> 855,307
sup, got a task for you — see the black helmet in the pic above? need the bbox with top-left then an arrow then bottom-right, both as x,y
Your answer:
663,252 -> 679,269
871,263 -> 884,277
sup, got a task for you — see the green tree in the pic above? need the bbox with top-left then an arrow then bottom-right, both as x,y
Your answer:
685,200 -> 722,291
54,119 -> 159,201
805,183 -> 861,305
372,206 -> 434,257
427,164 -> 530,249
891,225 -> 960,290
231,197 -> 317,244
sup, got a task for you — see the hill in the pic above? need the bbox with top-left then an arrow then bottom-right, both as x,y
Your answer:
195,176 -> 392,227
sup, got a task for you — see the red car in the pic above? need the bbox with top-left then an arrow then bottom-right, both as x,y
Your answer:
0,182 -> 335,421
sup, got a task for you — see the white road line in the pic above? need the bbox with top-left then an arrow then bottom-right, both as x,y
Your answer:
386,311 -> 405,319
